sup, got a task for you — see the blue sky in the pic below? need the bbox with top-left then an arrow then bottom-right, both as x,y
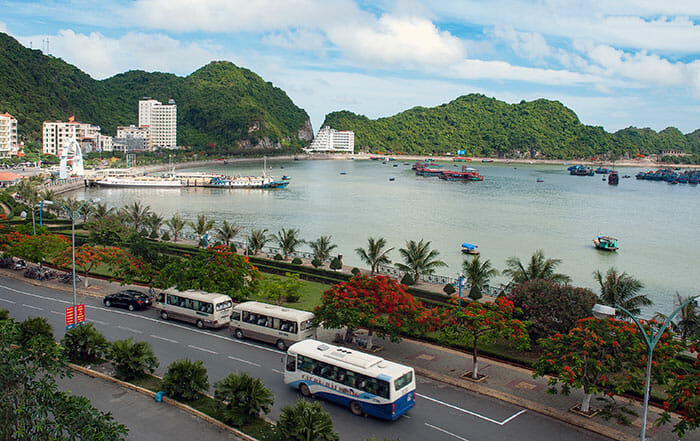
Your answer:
2,0 -> 700,134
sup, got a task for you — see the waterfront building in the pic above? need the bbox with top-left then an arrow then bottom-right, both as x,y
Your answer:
0,112 -> 19,157
138,98 -> 177,149
304,126 -> 354,153
42,116 -> 102,155
117,125 -> 151,152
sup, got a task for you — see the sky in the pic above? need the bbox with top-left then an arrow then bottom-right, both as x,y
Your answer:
2,0 -> 700,134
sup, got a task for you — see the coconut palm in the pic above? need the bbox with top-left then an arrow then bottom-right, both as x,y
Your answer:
120,201 -> 151,232
503,249 -> 571,285
39,189 -> 57,215
165,214 -> 186,242
91,202 -> 114,221
190,214 -> 215,247
215,220 -> 241,248
14,179 -> 40,233
653,293 -> 699,342
309,235 -> 338,263
594,267 -> 651,317
145,212 -> 164,239
355,237 -> 393,276
214,372 -> 274,426
277,400 -> 339,441
463,255 -> 499,301
274,228 -> 304,259
396,239 -> 447,283
248,228 -> 269,255
58,197 -> 89,220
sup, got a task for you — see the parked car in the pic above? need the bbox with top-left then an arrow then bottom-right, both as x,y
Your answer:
12,259 -> 27,270
103,290 -> 151,311
0,256 -> 14,268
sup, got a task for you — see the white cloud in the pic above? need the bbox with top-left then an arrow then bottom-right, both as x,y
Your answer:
493,25 -> 552,62
262,29 -> 327,55
448,58 -> 600,86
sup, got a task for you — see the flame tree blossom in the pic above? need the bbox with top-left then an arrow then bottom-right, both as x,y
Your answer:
658,337 -> 700,437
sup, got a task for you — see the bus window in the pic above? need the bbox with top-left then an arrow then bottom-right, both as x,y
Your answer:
157,293 -> 164,303
298,355 -> 313,373
286,355 -> 296,372
394,371 -> 413,391
231,311 -> 241,321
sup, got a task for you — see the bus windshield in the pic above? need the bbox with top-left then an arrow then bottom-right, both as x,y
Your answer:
216,300 -> 232,311
394,371 -> 413,391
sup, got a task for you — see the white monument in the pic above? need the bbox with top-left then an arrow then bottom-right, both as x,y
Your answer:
58,137 -> 84,179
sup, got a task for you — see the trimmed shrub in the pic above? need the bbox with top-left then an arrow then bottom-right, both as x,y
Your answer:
17,316 -> 53,345
351,267 -> 361,276
443,283 -> 456,295
468,286 -> 482,301
214,372 -> 274,426
0,308 -> 8,321
61,322 -> 109,363
329,257 -> 342,271
161,359 -> 209,401
400,273 -> 415,286
161,231 -> 171,241
149,230 -> 159,239
110,338 -> 158,380
291,257 -> 302,265
277,400 -> 339,441
274,253 -> 284,260
311,258 -> 322,268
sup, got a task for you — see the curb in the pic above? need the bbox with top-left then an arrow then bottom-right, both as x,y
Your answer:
68,364 -> 260,441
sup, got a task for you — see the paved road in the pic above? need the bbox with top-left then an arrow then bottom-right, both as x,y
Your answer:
58,372 -> 242,441
0,277 -> 606,441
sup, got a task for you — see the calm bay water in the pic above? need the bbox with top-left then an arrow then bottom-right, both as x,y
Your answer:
73,159 -> 699,316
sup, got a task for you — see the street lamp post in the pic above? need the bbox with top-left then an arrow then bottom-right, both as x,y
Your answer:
593,296 -> 699,441
457,273 -> 464,307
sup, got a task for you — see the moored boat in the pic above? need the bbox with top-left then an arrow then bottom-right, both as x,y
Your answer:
461,242 -> 480,255
439,166 -> 484,181
608,171 -> 619,185
593,236 -> 618,251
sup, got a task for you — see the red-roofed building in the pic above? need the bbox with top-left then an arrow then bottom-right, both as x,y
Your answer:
0,171 -> 23,187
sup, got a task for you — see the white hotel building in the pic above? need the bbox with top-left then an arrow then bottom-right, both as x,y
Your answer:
138,98 -> 177,149
0,112 -> 19,157
304,126 -> 354,153
42,118 -> 107,155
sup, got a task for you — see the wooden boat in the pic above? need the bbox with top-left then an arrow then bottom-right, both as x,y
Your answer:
461,242 -> 480,255
608,171 -> 619,185
593,236 -> 618,251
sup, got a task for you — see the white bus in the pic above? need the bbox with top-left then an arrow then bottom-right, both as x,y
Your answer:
230,301 -> 316,351
284,339 -> 416,420
154,288 -> 232,329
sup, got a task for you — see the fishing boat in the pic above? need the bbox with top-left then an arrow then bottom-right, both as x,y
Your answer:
461,243 -> 480,255
594,166 -> 610,174
608,171 -> 619,185
593,236 -> 618,251
536,178 -> 544,183
439,166 -> 484,181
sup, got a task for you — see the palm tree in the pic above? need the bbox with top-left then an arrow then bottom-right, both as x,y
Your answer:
39,189 -> 56,215
91,202 -> 114,221
14,179 -> 39,233
214,372 -> 274,426
653,293 -> 699,342
396,239 -> 447,283
594,267 -> 651,317
274,228 -> 304,259
120,201 -> 151,232
248,228 -> 269,255
109,338 -> 158,380
58,197 -> 89,220
80,201 -> 94,223
277,400 -> 339,441
463,255 -> 499,301
190,214 -> 215,247
215,220 -> 241,248
145,212 -> 164,239
165,214 -> 186,242
355,237 -> 393,276
503,249 -> 571,285
309,235 -> 338,263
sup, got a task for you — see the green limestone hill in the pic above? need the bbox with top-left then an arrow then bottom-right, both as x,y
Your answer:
0,32 -> 311,148
322,94 -> 700,159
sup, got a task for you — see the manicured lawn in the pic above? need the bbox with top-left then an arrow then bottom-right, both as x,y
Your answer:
249,273 -> 328,312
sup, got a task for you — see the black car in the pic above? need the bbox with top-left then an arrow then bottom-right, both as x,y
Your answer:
103,290 -> 151,311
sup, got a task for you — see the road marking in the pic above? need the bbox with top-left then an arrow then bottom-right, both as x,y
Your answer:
0,298 -> 16,304
227,355 -> 261,367
50,310 -> 62,315
417,393 -> 524,425
271,369 -> 284,374
151,334 -> 179,344
22,303 -> 43,311
188,344 -> 218,355
402,414 -> 411,419
425,423 -> 469,441
87,318 -> 109,326
117,325 -> 142,334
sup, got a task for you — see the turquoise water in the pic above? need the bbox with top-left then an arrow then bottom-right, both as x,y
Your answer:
75,159 -> 699,316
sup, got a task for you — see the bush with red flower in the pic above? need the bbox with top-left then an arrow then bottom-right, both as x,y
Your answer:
658,337 -> 700,437
1,232 -> 69,267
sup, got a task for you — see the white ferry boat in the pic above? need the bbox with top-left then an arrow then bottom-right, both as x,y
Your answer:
93,176 -> 184,188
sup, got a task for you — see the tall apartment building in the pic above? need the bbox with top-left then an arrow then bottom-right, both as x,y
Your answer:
42,117 -> 102,155
0,112 -> 19,158
304,126 -> 355,153
138,98 -> 177,149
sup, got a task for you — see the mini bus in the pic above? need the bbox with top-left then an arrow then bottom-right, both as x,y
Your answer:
284,339 -> 416,420
154,288 -> 232,329
229,301 -> 316,351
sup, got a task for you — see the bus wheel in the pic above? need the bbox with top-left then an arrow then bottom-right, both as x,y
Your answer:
349,401 -> 364,416
299,383 -> 312,398
196,319 -> 204,329
160,311 -> 168,320
276,339 -> 287,351
234,328 -> 244,339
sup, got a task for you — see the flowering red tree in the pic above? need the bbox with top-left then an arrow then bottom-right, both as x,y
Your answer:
534,317 -> 683,414
442,297 -> 529,379
1,232 -> 69,267
54,245 -> 129,288
658,337 -> 700,437
314,275 -> 427,349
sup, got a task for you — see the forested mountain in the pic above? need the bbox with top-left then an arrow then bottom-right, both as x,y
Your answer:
323,95 -> 700,159
0,32 -> 311,148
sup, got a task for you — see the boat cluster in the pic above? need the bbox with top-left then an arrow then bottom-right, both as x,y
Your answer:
567,164 -> 594,176
635,168 -> 700,184
412,162 -> 484,181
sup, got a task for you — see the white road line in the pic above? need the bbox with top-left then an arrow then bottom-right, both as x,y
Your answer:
188,344 -> 218,355
151,334 -> 179,344
425,423 -> 469,441
87,318 -> 109,326
22,303 -> 43,311
50,310 -> 62,315
0,297 -> 16,304
418,393 -> 513,425
227,355 -> 261,367
271,369 -> 284,374
117,325 -> 142,334
500,409 -> 527,425
402,414 -> 412,419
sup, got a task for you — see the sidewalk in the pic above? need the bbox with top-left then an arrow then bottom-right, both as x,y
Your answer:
58,371 -> 243,441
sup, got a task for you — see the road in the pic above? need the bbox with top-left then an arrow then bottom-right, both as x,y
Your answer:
0,277 -> 607,441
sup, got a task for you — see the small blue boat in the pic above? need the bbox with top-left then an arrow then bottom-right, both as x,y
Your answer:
461,242 -> 480,255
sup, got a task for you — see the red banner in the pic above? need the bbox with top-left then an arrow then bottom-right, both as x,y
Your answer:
76,304 -> 85,324
65,306 -> 75,328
